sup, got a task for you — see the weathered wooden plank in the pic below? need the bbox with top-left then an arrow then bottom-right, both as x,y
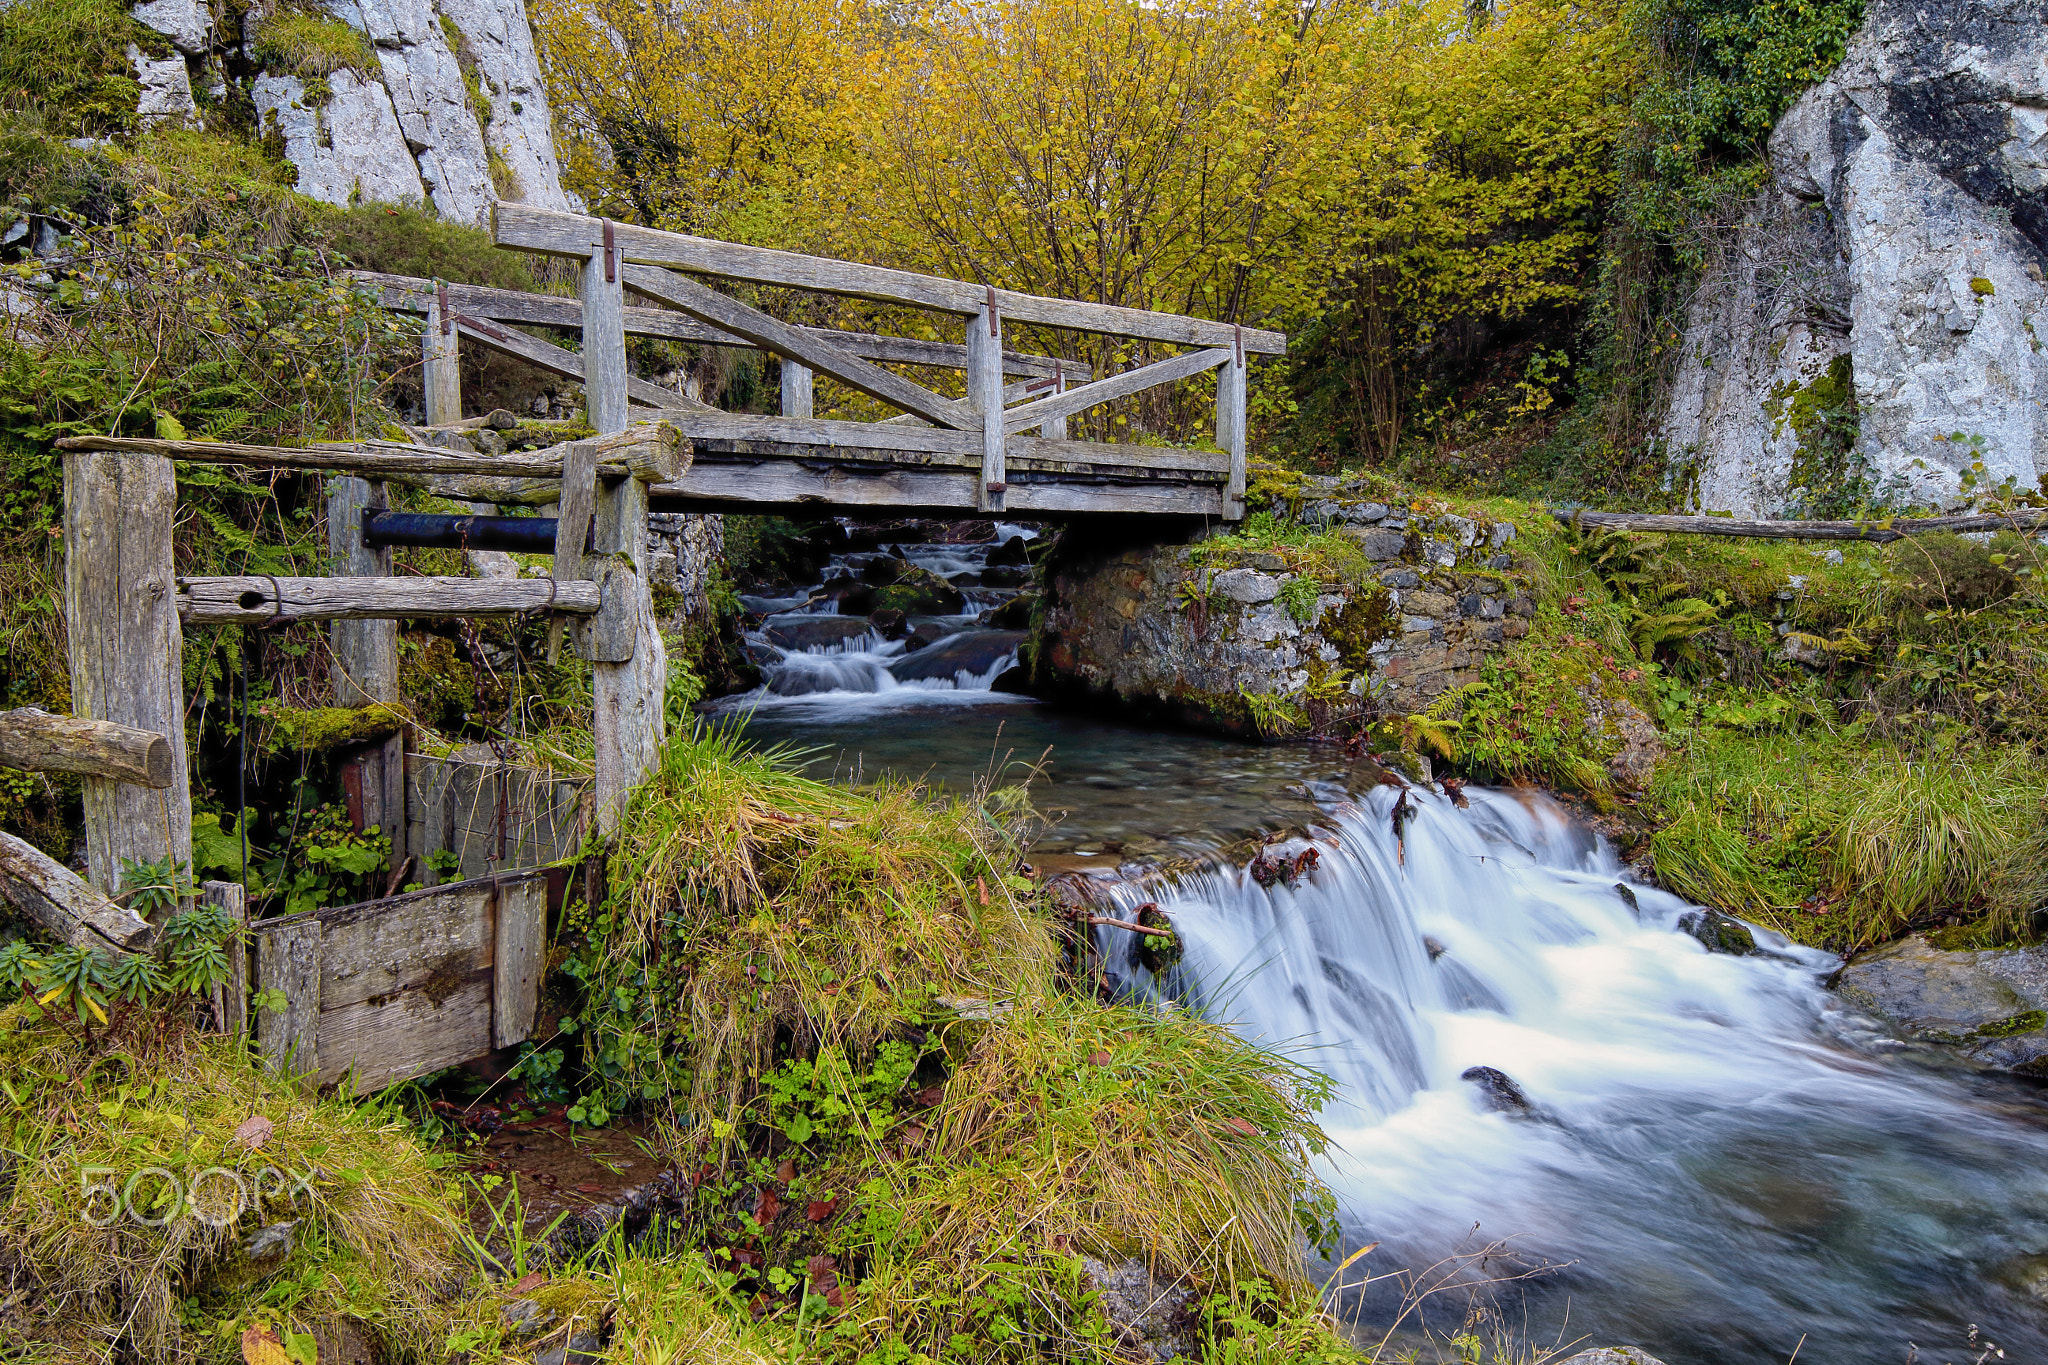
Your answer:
1002,347 -> 1231,436
582,230 -> 630,432
355,269 -> 1088,379
967,297 -> 1005,513
652,460 -> 1225,517
591,471 -> 662,834
1551,508 -> 2048,541
0,829 -> 157,951
58,425 -> 685,483
493,877 -> 546,1049
495,205 -> 1289,353
316,973 -> 493,1093
256,917 -> 321,1079
201,880 -> 248,1037
311,881 -> 494,1011
64,450 -> 192,895
621,265 -> 976,430
1218,345 -> 1247,521
641,410 -> 1229,475
177,576 -> 600,625
452,313 -> 710,413
0,708 -> 173,787
423,289 -> 462,426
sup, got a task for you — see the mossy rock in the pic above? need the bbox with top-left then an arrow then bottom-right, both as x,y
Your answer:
844,566 -> 964,616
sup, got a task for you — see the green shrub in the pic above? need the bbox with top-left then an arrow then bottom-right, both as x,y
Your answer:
317,199 -> 543,291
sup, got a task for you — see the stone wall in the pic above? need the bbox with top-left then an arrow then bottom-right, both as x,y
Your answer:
1035,481 -> 1529,737
129,0 -> 574,225
1662,0 -> 2048,514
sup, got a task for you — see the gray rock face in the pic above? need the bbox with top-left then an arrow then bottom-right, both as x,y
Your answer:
1662,0 -> 2048,514
134,0 -> 211,53
253,72 -> 426,207
1832,933 -> 2048,1072
130,44 -> 196,124
1557,1351 -> 1669,1365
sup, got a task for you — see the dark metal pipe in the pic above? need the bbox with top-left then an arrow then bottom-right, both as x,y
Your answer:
361,508 -> 562,554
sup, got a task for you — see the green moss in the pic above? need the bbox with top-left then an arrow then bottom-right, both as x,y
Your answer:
1971,277 -> 1996,297
1762,354 -> 1864,516
1326,585 -> 1397,672
258,702 -> 408,752
251,9 -> 376,78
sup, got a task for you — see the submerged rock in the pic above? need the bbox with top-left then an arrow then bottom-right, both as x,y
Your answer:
889,630 -> 1024,683
1679,909 -> 1761,956
1460,1065 -> 1532,1114
1558,1351 -> 1668,1365
1832,934 -> 2048,1073
762,618 -> 874,651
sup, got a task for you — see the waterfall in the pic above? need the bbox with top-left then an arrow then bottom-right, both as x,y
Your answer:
1091,785 -> 2048,1363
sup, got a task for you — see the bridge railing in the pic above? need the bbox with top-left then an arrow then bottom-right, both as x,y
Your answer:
365,208 -> 1285,520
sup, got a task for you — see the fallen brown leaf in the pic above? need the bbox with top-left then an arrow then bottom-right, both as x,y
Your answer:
234,1115 -> 274,1150
806,1198 -> 838,1222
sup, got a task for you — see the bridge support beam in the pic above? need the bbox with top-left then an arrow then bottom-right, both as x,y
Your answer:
423,285 -> 462,426
968,295 -> 1005,513
781,361 -> 813,419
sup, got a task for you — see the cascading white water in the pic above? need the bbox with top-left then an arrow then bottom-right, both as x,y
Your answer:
1095,785 -> 2048,1364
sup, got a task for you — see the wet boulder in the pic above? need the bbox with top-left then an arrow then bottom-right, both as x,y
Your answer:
979,564 -> 1035,589
763,617 -> 877,651
1832,934 -> 2048,1074
1557,1351 -> 1668,1365
981,593 -> 1037,630
1460,1065 -> 1532,1114
868,607 -> 909,640
1678,908 -> 1759,956
1078,1256 -> 1197,1362
987,534 -> 1032,567
841,565 -> 966,616
890,629 -> 1025,683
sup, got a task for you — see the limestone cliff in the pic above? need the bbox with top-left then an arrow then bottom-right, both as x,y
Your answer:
1661,0 -> 2048,514
128,0 -> 573,224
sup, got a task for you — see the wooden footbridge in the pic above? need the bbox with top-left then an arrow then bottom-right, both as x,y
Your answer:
9,212 -> 1281,1095
367,204 -> 1284,521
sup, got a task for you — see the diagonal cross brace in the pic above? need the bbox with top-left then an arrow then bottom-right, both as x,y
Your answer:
453,313 -> 716,413
621,263 -> 978,431
1001,347 -> 1232,436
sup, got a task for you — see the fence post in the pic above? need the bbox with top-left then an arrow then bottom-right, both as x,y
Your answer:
64,451 -> 192,895
1218,327 -> 1247,521
578,226 -> 663,833
202,879 -> 248,1037
781,360 -> 814,419
968,289 -> 1005,513
582,222 -> 629,432
423,283 -> 463,426
328,477 -> 405,873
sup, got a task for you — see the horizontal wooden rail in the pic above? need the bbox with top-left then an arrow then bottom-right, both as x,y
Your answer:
0,707 -> 173,787
649,410 -> 1230,476
1556,508 -> 2048,542
494,204 -> 1287,354
56,425 -> 684,483
657,460 -> 1229,518
178,576 -> 601,625
352,271 -> 1088,380
0,830 -> 156,952
450,313 -> 713,412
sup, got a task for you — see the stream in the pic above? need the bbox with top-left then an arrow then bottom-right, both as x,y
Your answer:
715,524 -> 2048,1365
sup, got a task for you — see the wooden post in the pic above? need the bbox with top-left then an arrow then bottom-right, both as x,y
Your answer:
492,876 -> 545,1048
256,916 -> 321,1080
1039,362 -> 1067,441
202,879 -> 249,1037
581,224 -> 629,433
781,360 -> 814,419
590,470 -> 664,836
328,476 -> 405,873
64,451 -> 192,895
1218,328 -> 1247,521
580,226 -> 662,834
423,283 -> 463,426
968,289 -> 1005,514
